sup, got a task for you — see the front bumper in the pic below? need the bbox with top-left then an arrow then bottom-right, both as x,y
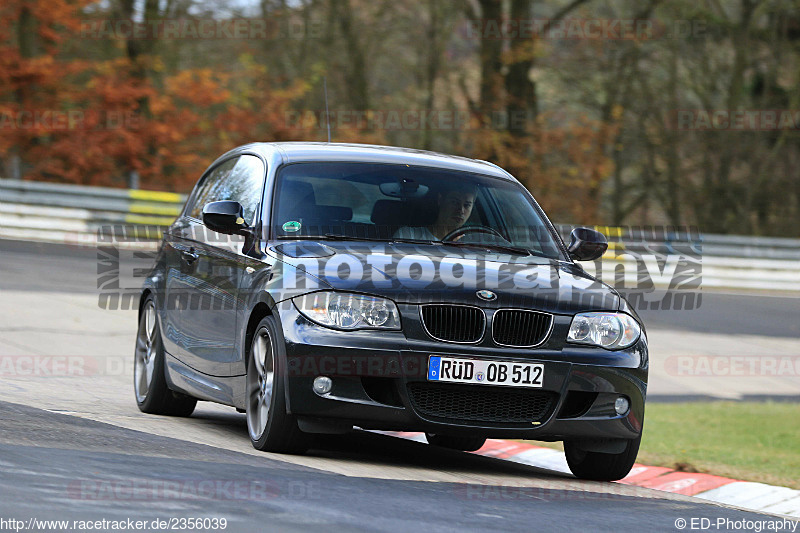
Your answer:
279,304 -> 648,441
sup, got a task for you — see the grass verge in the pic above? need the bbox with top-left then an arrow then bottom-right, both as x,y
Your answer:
528,401 -> 800,489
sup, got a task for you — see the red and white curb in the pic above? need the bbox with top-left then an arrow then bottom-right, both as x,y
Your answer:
385,432 -> 800,518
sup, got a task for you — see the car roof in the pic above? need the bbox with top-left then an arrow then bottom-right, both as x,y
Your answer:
223,142 -> 516,181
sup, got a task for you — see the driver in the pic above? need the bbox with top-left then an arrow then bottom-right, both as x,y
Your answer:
394,185 -> 476,240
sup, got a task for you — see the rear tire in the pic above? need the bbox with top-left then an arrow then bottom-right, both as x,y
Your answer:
564,436 -> 641,481
246,316 -> 312,454
134,297 -> 197,417
425,433 -> 486,452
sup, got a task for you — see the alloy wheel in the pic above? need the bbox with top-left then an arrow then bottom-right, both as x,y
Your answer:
247,327 -> 275,441
134,301 -> 157,404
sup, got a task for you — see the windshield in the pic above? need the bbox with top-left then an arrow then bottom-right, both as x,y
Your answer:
271,162 -> 565,259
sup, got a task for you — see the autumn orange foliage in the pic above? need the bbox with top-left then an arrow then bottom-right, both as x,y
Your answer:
1,0 -> 309,191
463,111 -> 618,225
2,0 -> 610,219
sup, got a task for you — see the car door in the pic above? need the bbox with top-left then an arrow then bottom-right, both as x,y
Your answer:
162,155 -> 266,377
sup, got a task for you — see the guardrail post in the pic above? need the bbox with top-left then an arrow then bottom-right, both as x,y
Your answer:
9,154 -> 21,180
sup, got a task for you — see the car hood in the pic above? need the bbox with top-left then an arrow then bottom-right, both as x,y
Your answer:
268,241 -> 619,314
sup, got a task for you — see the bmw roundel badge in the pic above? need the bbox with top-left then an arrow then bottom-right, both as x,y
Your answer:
476,290 -> 497,301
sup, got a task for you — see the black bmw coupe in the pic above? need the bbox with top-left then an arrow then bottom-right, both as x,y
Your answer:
135,142 -> 648,481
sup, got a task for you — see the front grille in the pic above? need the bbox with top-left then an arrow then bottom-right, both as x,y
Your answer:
407,382 -> 556,425
421,305 -> 484,343
492,309 -> 552,347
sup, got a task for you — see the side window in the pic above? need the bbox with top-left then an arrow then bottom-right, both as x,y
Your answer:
186,155 -> 265,222
222,155 -> 266,223
187,157 -> 239,220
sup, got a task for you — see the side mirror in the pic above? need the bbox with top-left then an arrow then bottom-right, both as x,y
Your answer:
568,227 -> 608,261
202,201 -> 249,235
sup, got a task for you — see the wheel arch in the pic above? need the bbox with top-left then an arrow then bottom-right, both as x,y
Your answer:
138,288 -> 153,322
243,302 -> 273,372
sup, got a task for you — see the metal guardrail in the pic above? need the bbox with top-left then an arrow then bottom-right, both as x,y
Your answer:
1,178 -> 798,291
0,179 -> 184,247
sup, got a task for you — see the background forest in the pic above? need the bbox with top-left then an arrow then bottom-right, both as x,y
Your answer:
1,0 -> 799,235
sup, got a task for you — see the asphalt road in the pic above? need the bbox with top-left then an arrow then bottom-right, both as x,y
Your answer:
0,400 -> 792,533
0,239 -> 101,294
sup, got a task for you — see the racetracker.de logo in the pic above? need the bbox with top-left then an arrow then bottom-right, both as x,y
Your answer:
664,356 -> 800,377
80,19 -> 324,40
462,18 -> 654,40
670,109 -> 800,131
0,110 -> 141,131
0,356 -> 127,377
66,479 -> 289,501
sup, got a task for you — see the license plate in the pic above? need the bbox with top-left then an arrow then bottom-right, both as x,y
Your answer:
427,356 -> 544,388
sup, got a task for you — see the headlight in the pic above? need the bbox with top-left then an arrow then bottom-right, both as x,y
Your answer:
567,312 -> 641,349
292,292 -> 401,330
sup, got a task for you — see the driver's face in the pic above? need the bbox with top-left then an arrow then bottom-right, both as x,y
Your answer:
437,190 -> 475,228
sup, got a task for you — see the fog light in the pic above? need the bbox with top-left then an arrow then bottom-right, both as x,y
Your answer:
313,376 -> 332,395
614,396 -> 630,415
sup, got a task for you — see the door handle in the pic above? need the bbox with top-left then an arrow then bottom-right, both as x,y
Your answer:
181,248 -> 199,263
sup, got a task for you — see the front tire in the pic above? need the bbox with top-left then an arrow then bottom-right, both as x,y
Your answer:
134,297 -> 196,416
246,316 -> 312,454
425,433 -> 486,452
564,436 -> 641,481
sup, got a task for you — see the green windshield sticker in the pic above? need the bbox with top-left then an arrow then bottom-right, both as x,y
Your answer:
282,220 -> 302,232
